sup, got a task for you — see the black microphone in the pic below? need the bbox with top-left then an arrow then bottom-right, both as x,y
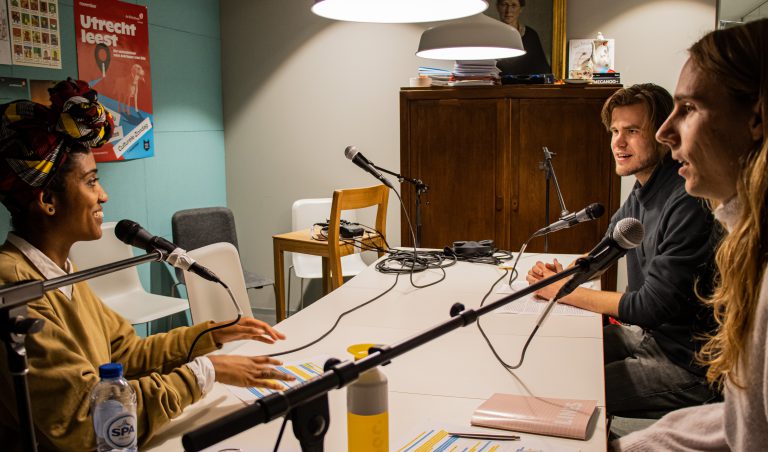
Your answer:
533,203 -> 605,237
555,217 -> 644,299
114,220 -> 221,283
344,145 -> 395,189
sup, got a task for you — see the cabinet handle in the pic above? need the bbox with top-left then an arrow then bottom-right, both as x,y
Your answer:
496,196 -> 503,211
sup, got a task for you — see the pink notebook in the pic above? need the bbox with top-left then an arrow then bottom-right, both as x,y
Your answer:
471,393 -> 597,440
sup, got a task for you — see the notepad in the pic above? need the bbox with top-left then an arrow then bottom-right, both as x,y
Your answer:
471,393 -> 598,440
495,281 -> 597,317
226,355 -> 329,403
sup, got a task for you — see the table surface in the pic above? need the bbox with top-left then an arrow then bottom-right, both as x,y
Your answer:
145,252 -> 607,452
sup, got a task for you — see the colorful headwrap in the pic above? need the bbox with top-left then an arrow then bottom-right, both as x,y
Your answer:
0,78 -> 114,202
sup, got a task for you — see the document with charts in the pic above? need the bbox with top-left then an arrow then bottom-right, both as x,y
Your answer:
226,356 -> 328,403
495,281 -> 597,317
398,427 -> 579,452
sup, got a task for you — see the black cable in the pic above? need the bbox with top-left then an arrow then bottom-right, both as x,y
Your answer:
475,232 -> 547,370
273,416 -> 289,452
185,280 -> 243,364
268,273 -> 401,357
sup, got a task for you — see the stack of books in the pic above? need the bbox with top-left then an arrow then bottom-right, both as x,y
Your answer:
418,66 -> 451,86
450,60 -> 500,86
592,72 -> 621,85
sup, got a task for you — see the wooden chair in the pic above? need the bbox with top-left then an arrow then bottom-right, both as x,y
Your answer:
327,185 -> 389,290
272,185 -> 389,322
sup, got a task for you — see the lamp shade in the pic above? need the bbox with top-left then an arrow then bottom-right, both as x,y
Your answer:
311,0 -> 488,24
417,14 -> 526,60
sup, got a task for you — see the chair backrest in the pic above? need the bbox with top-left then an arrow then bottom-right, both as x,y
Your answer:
327,185 -> 389,288
172,207 -> 240,252
69,222 -> 144,298
290,198 -> 359,278
185,242 -> 251,323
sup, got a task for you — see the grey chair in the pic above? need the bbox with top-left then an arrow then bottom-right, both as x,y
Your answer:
171,207 -> 274,296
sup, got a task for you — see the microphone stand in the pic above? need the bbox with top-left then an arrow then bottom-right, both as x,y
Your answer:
538,147 -> 570,252
0,250 -> 163,452
182,260 -> 592,451
372,164 -> 428,248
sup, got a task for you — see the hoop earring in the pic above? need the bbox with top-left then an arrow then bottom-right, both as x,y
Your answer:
48,207 -> 55,214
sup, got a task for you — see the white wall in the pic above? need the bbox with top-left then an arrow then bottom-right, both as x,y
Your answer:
569,0 -> 715,289
221,0 -> 716,311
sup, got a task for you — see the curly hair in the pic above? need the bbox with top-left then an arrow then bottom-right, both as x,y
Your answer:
693,19 -> 768,389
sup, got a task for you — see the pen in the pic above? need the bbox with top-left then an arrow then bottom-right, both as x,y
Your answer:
448,432 -> 520,441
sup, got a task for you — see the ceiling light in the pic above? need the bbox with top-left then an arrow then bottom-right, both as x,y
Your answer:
417,14 -> 526,60
311,0 -> 488,24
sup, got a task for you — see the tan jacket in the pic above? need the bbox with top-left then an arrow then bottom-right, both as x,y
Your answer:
0,242 -> 219,451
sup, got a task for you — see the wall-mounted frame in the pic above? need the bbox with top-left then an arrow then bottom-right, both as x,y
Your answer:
487,0 -> 567,79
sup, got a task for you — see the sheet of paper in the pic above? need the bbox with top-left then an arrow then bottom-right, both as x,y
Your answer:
495,281 -> 597,317
227,355 -> 329,403
397,427 -> 579,452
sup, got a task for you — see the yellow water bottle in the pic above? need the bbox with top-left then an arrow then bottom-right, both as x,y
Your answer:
347,343 -> 388,452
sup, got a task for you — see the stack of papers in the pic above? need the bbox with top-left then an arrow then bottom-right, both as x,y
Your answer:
418,66 -> 451,86
451,60 -> 500,86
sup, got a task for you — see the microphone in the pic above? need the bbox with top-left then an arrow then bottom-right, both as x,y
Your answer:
533,203 -> 605,237
344,145 -> 395,189
555,217 -> 644,299
114,220 -> 221,283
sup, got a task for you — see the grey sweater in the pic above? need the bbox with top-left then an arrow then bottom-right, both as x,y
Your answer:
614,200 -> 768,451
609,155 -> 719,375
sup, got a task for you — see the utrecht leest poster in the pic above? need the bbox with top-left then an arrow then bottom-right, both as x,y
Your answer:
8,0 -> 62,68
74,0 -> 154,162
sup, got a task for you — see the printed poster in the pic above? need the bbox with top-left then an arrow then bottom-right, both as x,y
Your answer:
0,1 -> 11,64
8,0 -> 61,68
0,77 -> 27,102
74,0 -> 154,162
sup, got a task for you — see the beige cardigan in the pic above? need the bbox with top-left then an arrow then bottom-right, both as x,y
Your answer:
614,201 -> 768,451
0,242 -> 219,451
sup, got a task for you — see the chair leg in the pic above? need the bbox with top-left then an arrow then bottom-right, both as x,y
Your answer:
299,278 -> 305,311
287,266 -> 294,318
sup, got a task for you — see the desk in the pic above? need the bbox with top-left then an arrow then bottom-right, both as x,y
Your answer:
146,253 -> 606,452
272,229 -> 384,322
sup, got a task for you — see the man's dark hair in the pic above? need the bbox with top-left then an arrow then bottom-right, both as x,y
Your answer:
600,83 -> 673,133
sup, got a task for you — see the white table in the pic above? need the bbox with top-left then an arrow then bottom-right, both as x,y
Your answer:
145,253 -> 606,452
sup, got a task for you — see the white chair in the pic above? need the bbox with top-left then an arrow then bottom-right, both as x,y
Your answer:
69,222 -> 190,334
288,198 -> 368,314
185,242 -> 251,323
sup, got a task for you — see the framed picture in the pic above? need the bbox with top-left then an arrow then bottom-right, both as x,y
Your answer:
486,0 -> 567,79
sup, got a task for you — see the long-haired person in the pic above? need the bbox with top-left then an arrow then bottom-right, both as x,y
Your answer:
615,18 -> 768,451
0,79 -> 294,451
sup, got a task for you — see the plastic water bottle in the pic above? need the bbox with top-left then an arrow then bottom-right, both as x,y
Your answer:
346,344 -> 388,452
90,363 -> 138,452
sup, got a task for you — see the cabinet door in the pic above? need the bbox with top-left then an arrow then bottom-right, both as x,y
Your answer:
511,98 -> 616,254
401,98 -> 510,249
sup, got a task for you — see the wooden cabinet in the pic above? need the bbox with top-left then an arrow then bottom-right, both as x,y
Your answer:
400,85 -> 622,290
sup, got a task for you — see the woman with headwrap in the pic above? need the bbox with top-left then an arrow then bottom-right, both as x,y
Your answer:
0,79 -> 294,451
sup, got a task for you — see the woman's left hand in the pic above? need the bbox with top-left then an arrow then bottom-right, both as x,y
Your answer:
210,317 -> 286,345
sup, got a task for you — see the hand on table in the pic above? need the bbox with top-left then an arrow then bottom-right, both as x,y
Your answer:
526,258 -> 565,301
210,316 -> 287,346
209,355 -> 295,389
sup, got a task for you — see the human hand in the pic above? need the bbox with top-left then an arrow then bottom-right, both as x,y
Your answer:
210,316 -> 286,346
525,259 -> 564,300
209,355 -> 295,389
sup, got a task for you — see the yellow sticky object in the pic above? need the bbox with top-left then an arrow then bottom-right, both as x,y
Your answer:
347,343 -> 377,361
347,411 -> 388,452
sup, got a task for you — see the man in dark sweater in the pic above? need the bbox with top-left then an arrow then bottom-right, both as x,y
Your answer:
526,84 -> 721,418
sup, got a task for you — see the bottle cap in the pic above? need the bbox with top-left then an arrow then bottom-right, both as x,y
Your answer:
347,343 -> 380,361
99,362 -> 123,379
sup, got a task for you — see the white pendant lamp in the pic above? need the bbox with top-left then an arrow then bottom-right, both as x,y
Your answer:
311,0 -> 488,24
417,14 -> 526,60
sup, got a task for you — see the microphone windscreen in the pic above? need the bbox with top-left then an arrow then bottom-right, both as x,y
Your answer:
588,203 -> 605,219
344,145 -> 358,160
612,218 -> 644,249
114,219 -> 139,243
